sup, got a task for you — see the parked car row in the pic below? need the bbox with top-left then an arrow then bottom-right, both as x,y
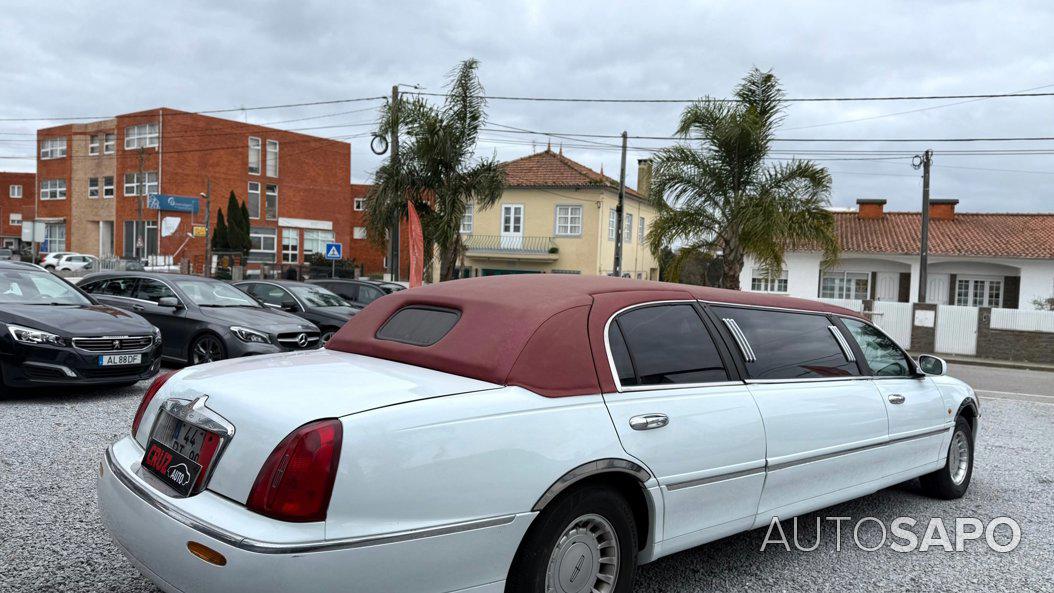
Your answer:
0,259 -> 401,388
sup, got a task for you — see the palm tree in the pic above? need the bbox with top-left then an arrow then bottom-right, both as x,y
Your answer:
647,68 -> 839,288
364,59 -> 506,281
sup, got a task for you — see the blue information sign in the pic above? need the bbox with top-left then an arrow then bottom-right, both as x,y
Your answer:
147,194 -> 200,214
324,242 -> 343,260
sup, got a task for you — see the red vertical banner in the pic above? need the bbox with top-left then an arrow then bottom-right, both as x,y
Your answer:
407,200 -> 424,288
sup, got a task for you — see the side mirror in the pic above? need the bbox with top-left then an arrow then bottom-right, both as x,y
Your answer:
918,354 -> 947,376
157,296 -> 182,309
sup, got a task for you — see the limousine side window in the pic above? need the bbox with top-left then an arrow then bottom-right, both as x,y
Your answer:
712,306 -> 861,379
841,318 -> 913,377
610,304 -> 728,386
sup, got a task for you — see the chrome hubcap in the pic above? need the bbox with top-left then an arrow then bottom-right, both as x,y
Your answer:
949,430 -> 970,485
546,514 -> 619,593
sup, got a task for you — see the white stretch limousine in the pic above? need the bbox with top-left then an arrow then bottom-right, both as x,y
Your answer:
98,275 -> 979,593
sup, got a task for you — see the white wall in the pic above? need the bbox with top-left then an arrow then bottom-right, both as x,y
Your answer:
740,252 -> 823,299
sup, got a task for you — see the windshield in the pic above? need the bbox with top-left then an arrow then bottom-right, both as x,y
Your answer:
289,285 -> 349,308
0,270 -> 91,305
175,279 -> 259,307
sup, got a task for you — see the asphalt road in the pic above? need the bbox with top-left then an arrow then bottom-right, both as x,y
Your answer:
1,364 -> 1051,593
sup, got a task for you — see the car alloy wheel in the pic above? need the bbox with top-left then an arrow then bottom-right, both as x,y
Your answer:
545,513 -> 619,593
948,429 -> 970,485
191,335 -> 226,365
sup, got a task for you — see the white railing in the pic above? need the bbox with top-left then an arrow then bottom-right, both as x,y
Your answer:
991,308 -> 1054,333
818,298 -> 864,312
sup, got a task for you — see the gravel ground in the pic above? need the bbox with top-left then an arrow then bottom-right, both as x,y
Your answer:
1,371 -> 1051,593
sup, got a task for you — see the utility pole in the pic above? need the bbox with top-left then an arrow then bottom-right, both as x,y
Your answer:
388,84 -> 401,282
914,149 -> 933,303
202,178 -> 211,277
612,131 -> 628,276
136,146 -> 146,262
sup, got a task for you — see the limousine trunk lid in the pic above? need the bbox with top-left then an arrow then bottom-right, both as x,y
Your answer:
150,349 -> 501,504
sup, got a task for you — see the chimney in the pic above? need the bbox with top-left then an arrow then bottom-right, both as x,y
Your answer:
856,198 -> 887,219
930,198 -> 958,221
637,158 -> 653,198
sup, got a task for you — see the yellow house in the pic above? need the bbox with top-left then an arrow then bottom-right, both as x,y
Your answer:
457,149 -> 660,279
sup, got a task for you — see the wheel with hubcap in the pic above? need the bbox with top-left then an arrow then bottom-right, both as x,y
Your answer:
506,486 -> 636,593
189,334 -> 227,365
919,416 -> 974,499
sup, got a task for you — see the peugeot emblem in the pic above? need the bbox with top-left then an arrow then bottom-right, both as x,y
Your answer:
112,339 -> 122,350
296,333 -> 308,347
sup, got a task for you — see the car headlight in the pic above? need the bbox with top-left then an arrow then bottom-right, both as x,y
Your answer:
7,324 -> 68,347
152,326 -> 162,345
231,326 -> 271,344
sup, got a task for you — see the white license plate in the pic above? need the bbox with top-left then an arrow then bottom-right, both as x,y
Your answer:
98,353 -> 142,366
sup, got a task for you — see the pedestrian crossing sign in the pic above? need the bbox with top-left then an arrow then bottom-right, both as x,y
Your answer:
324,242 -> 343,260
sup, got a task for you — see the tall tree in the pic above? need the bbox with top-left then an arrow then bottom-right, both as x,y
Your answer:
647,68 -> 839,289
223,191 -> 250,255
239,200 -> 252,255
211,209 -> 229,251
364,58 -> 506,281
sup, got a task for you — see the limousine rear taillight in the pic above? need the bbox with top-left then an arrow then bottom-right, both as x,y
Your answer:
132,371 -> 175,437
247,419 -> 343,523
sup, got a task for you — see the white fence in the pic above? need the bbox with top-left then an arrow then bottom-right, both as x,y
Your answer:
935,305 -> 979,356
991,308 -> 1054,333
870,301 -> 913,350
818,298 -> 864,312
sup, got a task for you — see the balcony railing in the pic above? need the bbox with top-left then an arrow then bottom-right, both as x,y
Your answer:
463,234 -> 559,257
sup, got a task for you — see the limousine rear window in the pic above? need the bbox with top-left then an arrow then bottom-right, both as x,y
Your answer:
611,304 -> 728,386
375,306 -> 460,347
712,306 -> 861,379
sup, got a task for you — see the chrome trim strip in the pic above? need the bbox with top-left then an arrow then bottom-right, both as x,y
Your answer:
721,318 -> 756,362
767,426 -> 951,472
532,458 -> 652,511
702,300 -> 863,318
665,466 -> 766,491
828,325 -> 856,363
105,447 -> 517,554
746,376 -> 870,384
619,380 -> 744,393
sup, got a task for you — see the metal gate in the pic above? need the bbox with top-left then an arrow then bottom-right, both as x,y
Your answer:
935,305 -> 978,355
871,301 -> 913,350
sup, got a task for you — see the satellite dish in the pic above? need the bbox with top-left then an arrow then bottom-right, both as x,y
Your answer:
370,134 -> 389,155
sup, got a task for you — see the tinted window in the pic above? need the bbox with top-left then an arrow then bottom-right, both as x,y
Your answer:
322,282 -> 358,302
611,304 -> 727,386
135,278 -> 176,303
84,277 -> 138,298
376,306 -> 459,346
359,285 -> 384,304
842,319 -> 913,377
713,306 -> 860,379
608,323 -> 636,386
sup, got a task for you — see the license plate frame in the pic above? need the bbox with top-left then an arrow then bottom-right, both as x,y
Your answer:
141,408 -> 226,497
99,353 -> 142,366
142,438 -> 203,496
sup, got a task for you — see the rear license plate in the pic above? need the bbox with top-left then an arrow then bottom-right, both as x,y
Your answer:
99,354 -> 142,366
142,412 -> 223,496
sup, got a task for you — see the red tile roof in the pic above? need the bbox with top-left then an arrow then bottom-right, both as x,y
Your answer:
501,149 -> 644,198
833,211 -> 1054,259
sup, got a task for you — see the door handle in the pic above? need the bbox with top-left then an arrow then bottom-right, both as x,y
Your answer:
629,414 -> 669,431
888,394 -> 906,405
131,304 -> 145,312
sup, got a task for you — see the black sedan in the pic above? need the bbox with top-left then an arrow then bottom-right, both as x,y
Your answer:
234,280 -> 356,343
77,272 -> 321,365
307,278 -> 402,310
0,261 -> 162,388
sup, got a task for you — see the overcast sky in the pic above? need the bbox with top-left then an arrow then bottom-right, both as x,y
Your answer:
2,0 -> 1053,212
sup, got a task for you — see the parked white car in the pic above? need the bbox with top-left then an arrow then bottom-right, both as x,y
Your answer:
97,275 -> 979,593
54,253 -> 98,273
39,251 -> 76,270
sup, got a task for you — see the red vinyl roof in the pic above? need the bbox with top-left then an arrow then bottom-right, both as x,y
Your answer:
326,275 -> 859,397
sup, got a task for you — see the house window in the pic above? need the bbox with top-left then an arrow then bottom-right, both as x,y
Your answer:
9,213 -> 22,227
40,137 -> 67,159
123,172 -> 158,196
249,227 -> 277,263
750,269 -> 789,293
303,229 -> 335,257
624,213 -> 633,243
103,176 -> 114,198
354,197 -> 366,211
281,228 -> 299,263
40,179 -> 67,200
639,216 -> 645,242
265,140 -> 279,176
955,277 -> 1003,308
248,137 -> 261,175
89,135 -> 101,155
265,184 -> 278,220
820,271 -> 870,300
124,123 -> 159,149
608,209 -> 617,240
353,226 -> 367,240
43,223 -> 67,252
103,133 -> 116,154
9,185 -> 22,198
122,221 -> 158,258
88,177 -> 99,199
555,205 -> 583,236
247,182 -> 261,219
460,202 -> 473,234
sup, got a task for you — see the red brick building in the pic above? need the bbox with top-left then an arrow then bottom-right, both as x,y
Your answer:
32,108 -> 388,274
0,171 -> 34,250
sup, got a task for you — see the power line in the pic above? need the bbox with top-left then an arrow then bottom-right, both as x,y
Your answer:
0,96 -> 387,122
421,91 -> 1054,104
